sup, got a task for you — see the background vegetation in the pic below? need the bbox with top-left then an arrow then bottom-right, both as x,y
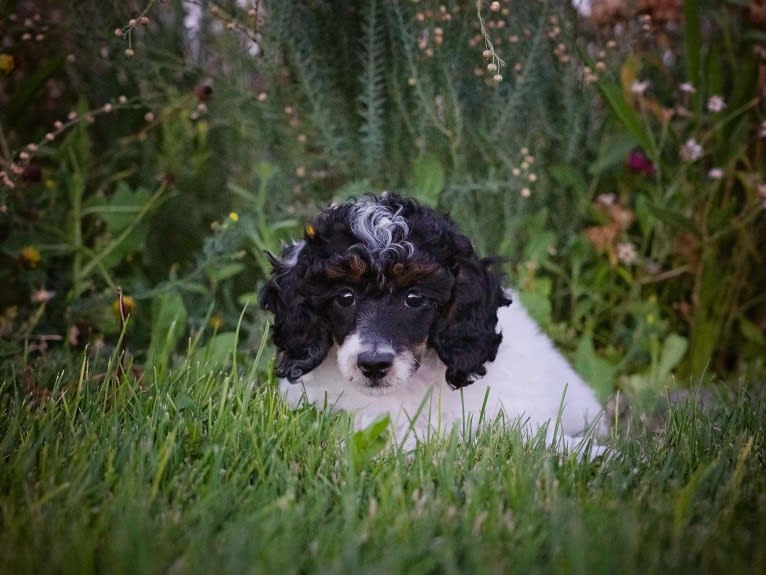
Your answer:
2,1 -> 766,572
2,0 -> 765,399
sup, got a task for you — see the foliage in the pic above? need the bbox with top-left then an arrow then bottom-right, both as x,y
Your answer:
0,0 -> 765,395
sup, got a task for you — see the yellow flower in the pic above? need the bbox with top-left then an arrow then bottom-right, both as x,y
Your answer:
209,314 -> 224,330
228,211 -> 239,222
18,246 -> 41,269
0,54 -> 14,74
112,295 -> 137,318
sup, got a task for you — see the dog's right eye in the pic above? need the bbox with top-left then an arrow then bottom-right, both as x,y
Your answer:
336,288 -> 355,307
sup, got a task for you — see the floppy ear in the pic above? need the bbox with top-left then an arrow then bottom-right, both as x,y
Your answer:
430,240 -> 512,389
259,246 -> 333,382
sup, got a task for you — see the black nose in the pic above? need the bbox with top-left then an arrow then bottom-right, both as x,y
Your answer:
357,350 -> 394,380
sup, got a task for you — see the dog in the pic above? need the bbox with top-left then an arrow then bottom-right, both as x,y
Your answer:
260,193 -> 606,451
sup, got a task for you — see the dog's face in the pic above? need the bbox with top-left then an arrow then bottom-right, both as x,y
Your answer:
260,194 -> 511,391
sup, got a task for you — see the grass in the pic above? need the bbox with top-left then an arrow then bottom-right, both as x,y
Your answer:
1,351 -> 765,575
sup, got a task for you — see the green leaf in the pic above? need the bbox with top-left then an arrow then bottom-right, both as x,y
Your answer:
596,82 -> 653,154
86,183 -> 151,234
589,133 -> 639,175
206,263 -> 245,283
411,154 -> 445,206
192,332 -> 238,371
237,292 -> 261,307
739,318 -> 766,348
518,284 -> 552,328
642,200 -> 695,233
522,231 -> 556,264
147,293 -> 188,369
548,163 -> 588,194
350,416 -> 390,469
657,334 -> 688,381
172,393 -> 196,412
574,336 -> 616,402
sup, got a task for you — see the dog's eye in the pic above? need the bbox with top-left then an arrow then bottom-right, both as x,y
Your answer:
336,288 -> 355,307
405,289 -> 425,308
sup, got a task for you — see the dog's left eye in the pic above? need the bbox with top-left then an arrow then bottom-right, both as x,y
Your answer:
404,289 -> 425,308
336,288 -> 355,307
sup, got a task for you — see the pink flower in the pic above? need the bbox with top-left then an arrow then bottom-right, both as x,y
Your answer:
706,95 -> 725,113
627,149 -> 656,176
30,289 -> 55,303
707,168 -> 724,180
680,139 -> 703,162
679,82 -> 696,94
617,242 -> 638,265
631,80 -> 650,95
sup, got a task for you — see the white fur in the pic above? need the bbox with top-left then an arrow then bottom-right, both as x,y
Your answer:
280,297 -> 607,453
280,240 -> 305,267
348,199 -> 414,260
336,333 -> 420,392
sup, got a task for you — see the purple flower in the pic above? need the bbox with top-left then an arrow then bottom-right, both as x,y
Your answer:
627,149 -> 656,176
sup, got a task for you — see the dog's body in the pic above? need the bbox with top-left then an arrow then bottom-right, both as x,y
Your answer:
261,194 -> 605,449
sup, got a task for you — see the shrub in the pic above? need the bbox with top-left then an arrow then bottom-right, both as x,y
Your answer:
0,0 -> 764,396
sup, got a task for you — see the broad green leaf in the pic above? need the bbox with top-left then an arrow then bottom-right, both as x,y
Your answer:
518,284 -> 552,328
589,133 -> 639,175
238,291 -> 261,307
206,263 -> 245,283
147,293 -> 188,368
350,415 -> 390,468
739,318 -> 766,348
657,334 -> 688,381
574,336 -> 616,402
642,201 -> 695,233
596,81 -> 654,154
192,332 -> 238,371
87,183 -> 151,234
411,154 -> 445,206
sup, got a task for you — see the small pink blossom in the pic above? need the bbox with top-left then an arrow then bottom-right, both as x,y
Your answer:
706,95 -> 725,113
707,168 -> 724,180
679,82 -> 696,94
617,242 -> 638,265
596,193 -> 616,206
30,288 -> 55,304
680,138 -> 703,162
631,80 -> 650,95
759,184 -> 766,210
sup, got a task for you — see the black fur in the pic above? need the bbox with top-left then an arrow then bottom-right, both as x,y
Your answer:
259,194 -> 512,388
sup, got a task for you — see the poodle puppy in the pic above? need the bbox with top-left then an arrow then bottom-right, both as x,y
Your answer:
260,194 -> 605,450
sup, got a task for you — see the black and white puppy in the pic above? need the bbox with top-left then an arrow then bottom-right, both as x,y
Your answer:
260,194 -> 605,449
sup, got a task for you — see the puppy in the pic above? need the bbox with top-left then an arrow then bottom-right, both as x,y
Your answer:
260,194 -> 605,450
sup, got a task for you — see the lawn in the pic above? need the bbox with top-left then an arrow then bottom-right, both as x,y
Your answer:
2,2 -> 766,573
1,354 -> 764,575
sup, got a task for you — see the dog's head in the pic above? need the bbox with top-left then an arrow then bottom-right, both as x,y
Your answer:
260,194 -> 511,391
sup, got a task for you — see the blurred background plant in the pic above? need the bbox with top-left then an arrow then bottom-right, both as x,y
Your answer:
0,0 -> 764,400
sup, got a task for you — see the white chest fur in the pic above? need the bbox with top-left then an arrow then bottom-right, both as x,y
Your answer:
279,300 -> 606,452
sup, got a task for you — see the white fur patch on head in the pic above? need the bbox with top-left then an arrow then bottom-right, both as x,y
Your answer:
348,197 -> 414,261
336,332 -> 420,395
281,240 -> 305,268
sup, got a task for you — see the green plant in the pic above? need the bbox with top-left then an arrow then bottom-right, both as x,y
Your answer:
578,0 -> 766,390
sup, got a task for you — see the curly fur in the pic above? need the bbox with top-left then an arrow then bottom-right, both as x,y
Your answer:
260,194 -> 605,451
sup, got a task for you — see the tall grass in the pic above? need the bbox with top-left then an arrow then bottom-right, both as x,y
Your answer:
1,349 -> 764,575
